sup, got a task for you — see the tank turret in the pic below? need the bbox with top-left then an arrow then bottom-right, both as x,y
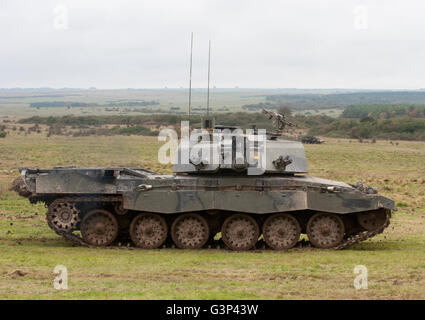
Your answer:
173,110 -> 307,175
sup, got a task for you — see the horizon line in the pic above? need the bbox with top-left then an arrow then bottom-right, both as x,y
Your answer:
1,87 -> 425,91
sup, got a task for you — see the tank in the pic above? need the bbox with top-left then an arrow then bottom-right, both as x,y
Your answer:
11,109 -> 396,250
299,135 -> 324,144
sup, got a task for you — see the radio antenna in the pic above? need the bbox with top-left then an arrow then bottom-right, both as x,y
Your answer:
188,32 -> 193,121
207,40 -> 211,116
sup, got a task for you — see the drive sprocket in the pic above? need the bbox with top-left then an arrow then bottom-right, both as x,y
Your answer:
46,199 -> 80,232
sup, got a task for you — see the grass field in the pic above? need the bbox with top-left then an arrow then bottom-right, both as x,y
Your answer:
0,89 -> 268,118
0,133 -> 424,299
0,89 -> 346,119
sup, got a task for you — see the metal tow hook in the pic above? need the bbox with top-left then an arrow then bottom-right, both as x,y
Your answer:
137,184 -> 153,191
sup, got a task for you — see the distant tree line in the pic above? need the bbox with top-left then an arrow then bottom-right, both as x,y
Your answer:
266,91 -> 425,110
29,100 -> 159,108
71,126 -> 159,137
308,117 -> 425,140
105,100 -> 159,107
18,112 -> 291,133
30,101 -> 91,108
342,104 -> 425,119
17,110 -> 425,141
19,114 -> 183,127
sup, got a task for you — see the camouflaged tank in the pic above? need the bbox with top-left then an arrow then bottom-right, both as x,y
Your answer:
12,110 -> 396,250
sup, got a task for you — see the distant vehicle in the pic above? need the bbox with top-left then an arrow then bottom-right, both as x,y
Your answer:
12,110 -> 395,250
299,135 -> 324,144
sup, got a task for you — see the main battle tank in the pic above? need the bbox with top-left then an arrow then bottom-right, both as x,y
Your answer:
12,110 -> 396,250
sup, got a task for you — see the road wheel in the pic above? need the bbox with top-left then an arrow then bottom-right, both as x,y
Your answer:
130,213 -> 168,249
263,213 -> 301,250
307,212 -> 345,248
81,209 -> 118,246
171,213 -> 209,249
221,214 -> 259,251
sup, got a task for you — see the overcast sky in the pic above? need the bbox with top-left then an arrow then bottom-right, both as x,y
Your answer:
1,0 -> 425,89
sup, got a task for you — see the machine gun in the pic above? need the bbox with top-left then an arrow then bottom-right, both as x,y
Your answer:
262,108 -> 297,132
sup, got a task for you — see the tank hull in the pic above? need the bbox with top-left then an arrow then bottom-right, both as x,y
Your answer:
13,167 -> 395,250
18,167 -> 395,213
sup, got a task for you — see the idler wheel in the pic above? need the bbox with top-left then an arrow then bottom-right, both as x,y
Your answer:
221,214 -> 259,251
307,212 -> 345,249
171,213 -> 209,249
357,210 -> 387,231
81,209 -> 119,246
263,213 -> 301,250
130,213 -> 168,249
47,199 -> 80,232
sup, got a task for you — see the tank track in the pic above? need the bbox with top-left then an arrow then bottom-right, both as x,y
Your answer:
45,196 -> 391,250
333,211 -> 390,250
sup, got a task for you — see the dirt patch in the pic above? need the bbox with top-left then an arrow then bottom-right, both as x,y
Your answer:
8,270 -> 27,277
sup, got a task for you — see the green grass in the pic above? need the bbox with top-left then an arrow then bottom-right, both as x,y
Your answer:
0,134 -> 424,299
